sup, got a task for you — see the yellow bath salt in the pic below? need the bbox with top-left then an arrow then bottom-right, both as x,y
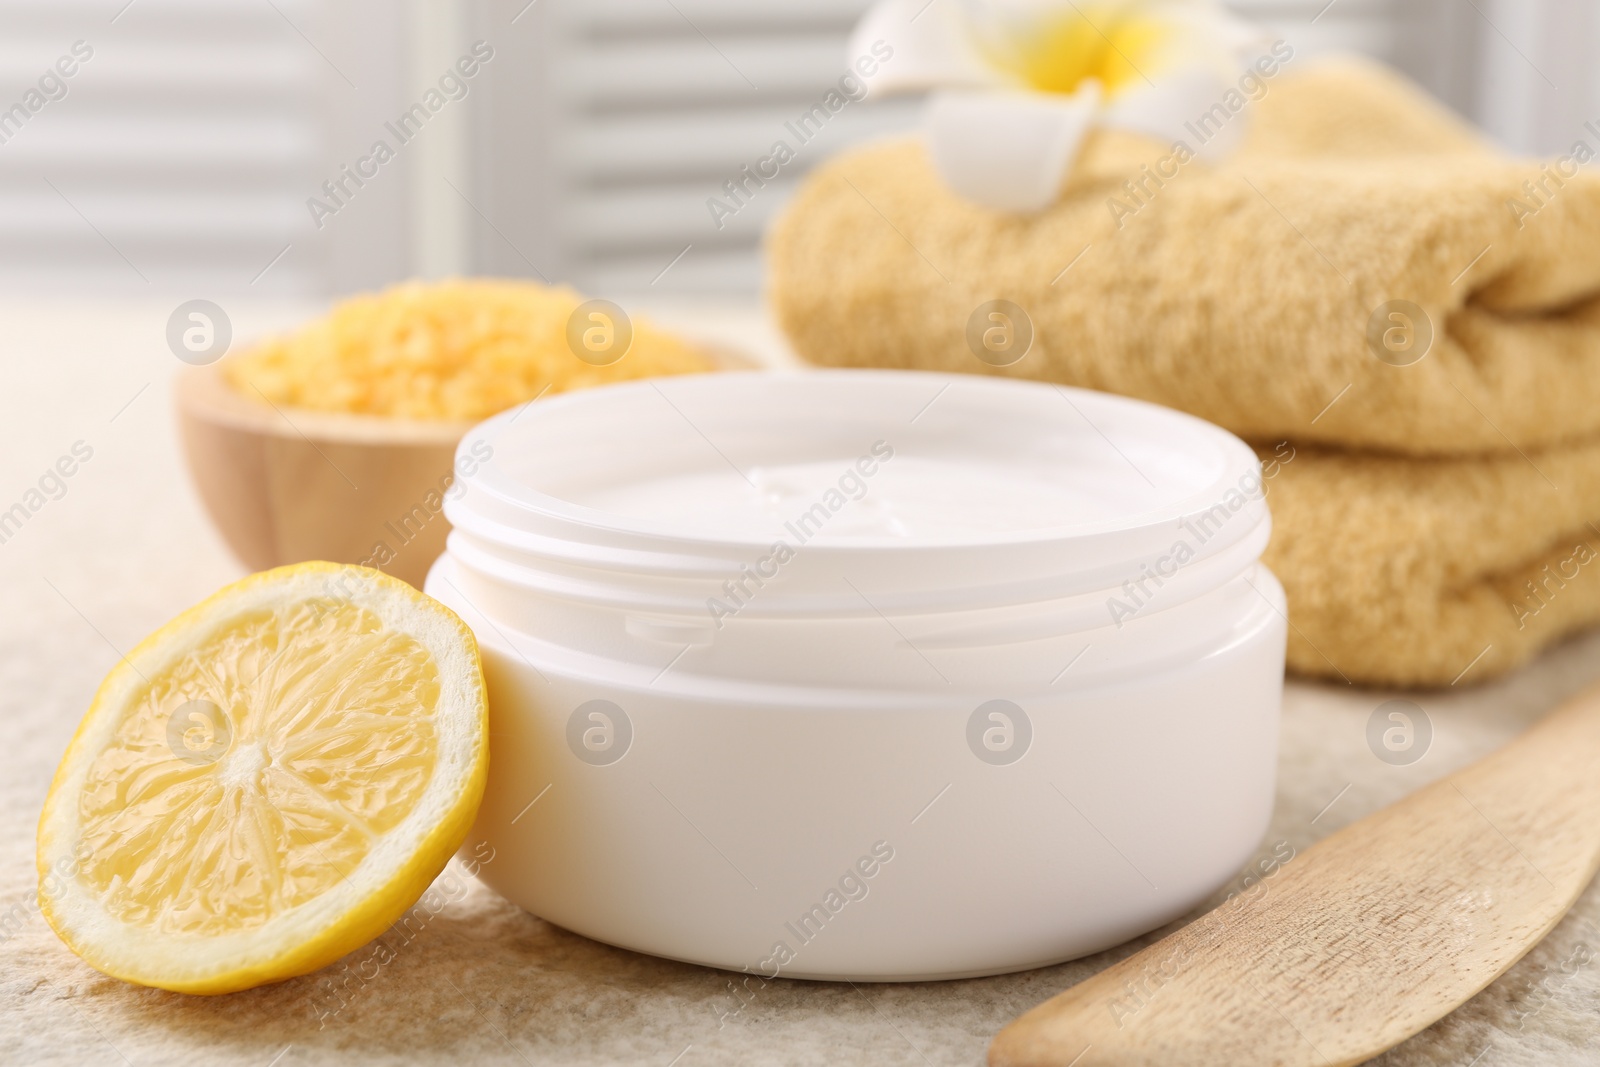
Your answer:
227,279 -> 716,421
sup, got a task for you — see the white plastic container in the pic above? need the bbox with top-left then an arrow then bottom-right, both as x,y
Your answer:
426,369 -> 1285,981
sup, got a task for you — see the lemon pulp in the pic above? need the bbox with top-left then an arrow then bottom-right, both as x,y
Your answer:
75,598 -> 440,938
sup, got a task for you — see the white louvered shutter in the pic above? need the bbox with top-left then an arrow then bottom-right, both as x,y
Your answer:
1225,0 -> 1403,58
478,0 -> 1424,298
0,0 -> 343,294
488,0 -> 921,297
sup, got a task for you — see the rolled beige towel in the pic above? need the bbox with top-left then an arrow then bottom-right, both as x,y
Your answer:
768,58 -> 1600,458
768,57 -> 1600,685
1261,440 -> 1600,687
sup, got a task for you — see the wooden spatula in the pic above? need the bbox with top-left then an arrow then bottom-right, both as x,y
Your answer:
991,682 -> 1600,1067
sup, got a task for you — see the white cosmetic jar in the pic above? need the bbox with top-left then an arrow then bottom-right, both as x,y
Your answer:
426,369 -> 1285,981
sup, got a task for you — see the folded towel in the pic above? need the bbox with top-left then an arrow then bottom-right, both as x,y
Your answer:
767,57 -> 1600,685
1262,440 -> 1600,687
768,58 -> 1600,458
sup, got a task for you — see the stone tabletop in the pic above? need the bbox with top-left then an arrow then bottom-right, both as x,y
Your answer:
3,299 -> 1598,1066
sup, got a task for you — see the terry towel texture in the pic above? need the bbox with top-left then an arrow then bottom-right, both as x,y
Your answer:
768,57 -> 1600,686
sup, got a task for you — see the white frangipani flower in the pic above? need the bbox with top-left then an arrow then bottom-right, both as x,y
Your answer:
849,0 -> 1270,212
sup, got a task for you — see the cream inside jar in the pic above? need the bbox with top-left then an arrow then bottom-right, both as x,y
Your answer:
573,451 -> 1191,540
429,369 -> 1285,981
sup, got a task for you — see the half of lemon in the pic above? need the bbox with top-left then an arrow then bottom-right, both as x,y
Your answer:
37,562 -> 489,994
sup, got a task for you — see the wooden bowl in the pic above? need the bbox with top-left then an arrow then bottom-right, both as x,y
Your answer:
175,359 -> 476,587
176,346 -> 757,587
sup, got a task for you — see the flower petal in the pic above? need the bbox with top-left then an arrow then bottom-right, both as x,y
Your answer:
1144,0 -> 1267,58
1098,3 -> 1270,160
924,83 -> 1102,212
967,0 -> 1175,96
849,0 -> 1005,97
1101,64 -> 1247,160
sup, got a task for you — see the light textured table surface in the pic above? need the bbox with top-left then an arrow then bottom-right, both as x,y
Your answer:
3,299 -> 1599,1066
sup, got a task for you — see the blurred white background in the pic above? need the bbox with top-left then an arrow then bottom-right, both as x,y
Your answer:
0,0 -> 1595,301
